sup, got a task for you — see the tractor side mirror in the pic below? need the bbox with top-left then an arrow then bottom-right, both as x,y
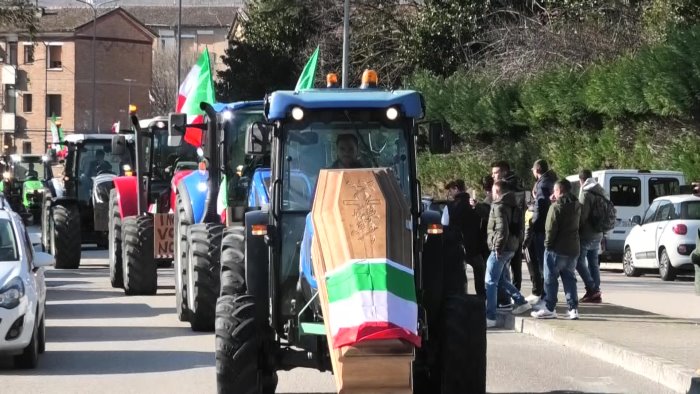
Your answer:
168,112 -> 186,146
631,215 -> 642,225
111,135 -> 126,156
428,121 -> 452,154
246,122 -> 271,156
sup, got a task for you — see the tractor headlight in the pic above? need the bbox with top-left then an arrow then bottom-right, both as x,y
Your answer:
291,107 -> 304,121
123,164 -> 133,176
2,171 -> 10,181
0,277 -> 25,309
386,107 -> 399,120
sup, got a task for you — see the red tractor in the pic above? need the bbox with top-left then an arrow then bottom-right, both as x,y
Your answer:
108,112 -> 198,294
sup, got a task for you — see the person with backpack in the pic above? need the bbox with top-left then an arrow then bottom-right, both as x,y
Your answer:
576,169 -> 614,303
528,159 -> 557,304
485,180 -> 531,328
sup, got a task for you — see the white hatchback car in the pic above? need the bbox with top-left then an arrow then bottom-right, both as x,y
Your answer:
0,202 -> 55,368
623,194 -> 700,281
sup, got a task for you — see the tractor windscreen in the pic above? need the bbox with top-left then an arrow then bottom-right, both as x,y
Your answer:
223,109 -> 266,207
77,140 -> 133,202
149,130 -> 198,180
13,158 -> 45,181
281,116 -> 411,212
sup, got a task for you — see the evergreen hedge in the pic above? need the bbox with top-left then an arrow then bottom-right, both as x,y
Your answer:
413,25 -> 700,196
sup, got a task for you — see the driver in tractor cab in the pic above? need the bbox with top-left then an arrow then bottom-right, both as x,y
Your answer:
26,163 -> 39,180
330,134 -> 365,169
85,150 -> 112,178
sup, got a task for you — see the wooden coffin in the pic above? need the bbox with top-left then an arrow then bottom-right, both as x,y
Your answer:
311,168 -> 415,394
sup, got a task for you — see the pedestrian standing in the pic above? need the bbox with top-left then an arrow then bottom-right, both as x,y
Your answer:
442,180 -> 486,297
576,169 -> 605,303
527,159 -> 557,304
532,179 -> 582,320
491,161 -> 526,307
473,175 -> 494,262
484,180 -> 531,328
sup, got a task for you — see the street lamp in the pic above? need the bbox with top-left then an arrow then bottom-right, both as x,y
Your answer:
123,78 -> 135,126
75,0 -> 118,132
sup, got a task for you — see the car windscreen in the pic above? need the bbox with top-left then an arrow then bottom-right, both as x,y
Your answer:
681,201 -> 700,220
0,218 -> 19,262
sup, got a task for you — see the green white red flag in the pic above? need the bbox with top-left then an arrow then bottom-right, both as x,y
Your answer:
49,115 -> 67,159
325,258 -> 420,348
176,48 -> 216,147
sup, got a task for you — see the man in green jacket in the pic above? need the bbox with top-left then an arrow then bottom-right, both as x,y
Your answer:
532,179 -> 582,320
484,180 -> 531,328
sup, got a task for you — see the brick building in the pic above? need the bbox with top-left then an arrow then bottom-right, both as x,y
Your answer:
0,7 -> 154,154
0,6 -> 238,155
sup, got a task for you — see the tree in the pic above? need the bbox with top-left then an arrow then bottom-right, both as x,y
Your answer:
149,47 -> 196,116
0,0 -> 40,36
216,0 -> 318,101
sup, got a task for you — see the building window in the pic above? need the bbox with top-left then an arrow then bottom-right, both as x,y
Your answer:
47,94 -> 61,117
23,94 -> 32,112
22,141 -> 31,154
47,45 -> 62,69
8,42 -> 17,66
3,86 -> 16,113
23,44 -> 34,64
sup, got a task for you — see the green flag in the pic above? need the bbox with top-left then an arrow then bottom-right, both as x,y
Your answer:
295,46 -> 320,91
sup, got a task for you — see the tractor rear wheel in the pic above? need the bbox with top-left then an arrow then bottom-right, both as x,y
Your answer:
187,223 -> 224,331
215,295 -> 277,394
220,226 -> 245,297
52,204 -> 81,269
174,194 -> 191,321
108,189 -> 124,288
122,216 -> 157,295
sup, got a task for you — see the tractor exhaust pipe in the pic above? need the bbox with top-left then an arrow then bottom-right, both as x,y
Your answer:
199,102 -> 220,222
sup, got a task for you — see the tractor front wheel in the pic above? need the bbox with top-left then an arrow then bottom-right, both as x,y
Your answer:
108,189 -> 123,288
122,216 -> 157,295
220,226 -> 245,296
187,223 -> 224,331
52,204 -> 81,269
215,295 -> 277,394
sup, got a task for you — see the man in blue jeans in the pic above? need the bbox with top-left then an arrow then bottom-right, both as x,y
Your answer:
576,169 -> 604,303
532,179 -> 582,320
485,180 -> 531,328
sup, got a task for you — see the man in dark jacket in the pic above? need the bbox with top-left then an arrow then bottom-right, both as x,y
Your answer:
485,180 -> 531,327
576,169 -> 605,303
528,159 -> 556,304
532,179 -> 581,320
442,179 -> 485,297
491,161 -> 526,307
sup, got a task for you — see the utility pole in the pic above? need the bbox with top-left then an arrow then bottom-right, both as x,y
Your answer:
75,0 -> 117,132
341,0 -> 350,88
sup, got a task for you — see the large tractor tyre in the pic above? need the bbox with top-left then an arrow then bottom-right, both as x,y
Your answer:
187,223 -> 224,331
121,216 -> 157,296
108,189 -> 124,288
215,295 -> 277,394
439,294 -> 487,394
173,194 -> 191,321
220,226 -> 246,297
52,204 -> 81,269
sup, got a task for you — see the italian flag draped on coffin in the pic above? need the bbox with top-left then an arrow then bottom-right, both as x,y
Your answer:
325,258 -> 420,348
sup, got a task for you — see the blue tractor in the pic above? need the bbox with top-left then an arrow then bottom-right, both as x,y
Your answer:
171,101 -> 271,331
214,73 -> 487,393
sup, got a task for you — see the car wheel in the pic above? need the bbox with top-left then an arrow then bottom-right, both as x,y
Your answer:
38,313 -> 46,354
623,247 -> 642,277
658,249 -> 677,281
14,321 -> 39,369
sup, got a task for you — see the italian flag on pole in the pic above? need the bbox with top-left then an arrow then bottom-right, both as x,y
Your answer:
49,115 -> 67,159
176,48 -> 216,147
325,258 -> 420,349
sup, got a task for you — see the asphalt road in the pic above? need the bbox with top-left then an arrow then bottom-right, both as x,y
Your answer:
0,233 -> 681,393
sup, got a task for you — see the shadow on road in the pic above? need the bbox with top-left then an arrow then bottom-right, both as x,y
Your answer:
47,303 -> 172,319
0,350 -> 213,375
575,303 -> 699,324
46,288 -> 127,302
46,325 -> 210,342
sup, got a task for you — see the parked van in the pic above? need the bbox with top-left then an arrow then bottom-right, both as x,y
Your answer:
566,170 -> 685,262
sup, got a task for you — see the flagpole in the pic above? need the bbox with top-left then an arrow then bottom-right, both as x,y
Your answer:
341,0 -> 349,88
176,0 -> 182,106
